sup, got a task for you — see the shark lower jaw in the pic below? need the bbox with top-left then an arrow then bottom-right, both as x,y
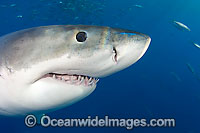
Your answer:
35,73 -> 99,87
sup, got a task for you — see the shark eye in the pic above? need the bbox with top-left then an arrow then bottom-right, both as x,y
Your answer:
76,32 -> 87,42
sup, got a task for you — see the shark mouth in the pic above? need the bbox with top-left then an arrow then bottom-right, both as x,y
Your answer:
39,73 -> 99,87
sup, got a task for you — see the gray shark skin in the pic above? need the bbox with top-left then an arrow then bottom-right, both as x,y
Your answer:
0,25 -> 151,116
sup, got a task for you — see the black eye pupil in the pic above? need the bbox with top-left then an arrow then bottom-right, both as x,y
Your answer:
76,32 -> 87,42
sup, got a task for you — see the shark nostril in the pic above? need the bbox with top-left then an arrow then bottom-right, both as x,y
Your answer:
112,47 -> 118,62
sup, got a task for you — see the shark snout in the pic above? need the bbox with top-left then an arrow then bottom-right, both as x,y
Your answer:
111,31 -> 151,72
136,34 -> 151,60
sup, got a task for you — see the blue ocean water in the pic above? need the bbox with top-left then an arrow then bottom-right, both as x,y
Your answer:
0,0 -> 200,132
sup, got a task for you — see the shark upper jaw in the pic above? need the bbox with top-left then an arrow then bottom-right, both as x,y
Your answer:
35,73 -> 99,87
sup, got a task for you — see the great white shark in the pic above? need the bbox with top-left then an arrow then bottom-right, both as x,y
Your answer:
0,25 -> 151,116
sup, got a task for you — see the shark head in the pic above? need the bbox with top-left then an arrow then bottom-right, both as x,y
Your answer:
0,25 -> 151,115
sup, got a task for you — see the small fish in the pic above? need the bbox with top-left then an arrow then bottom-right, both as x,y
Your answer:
0,5 -> 7,8
10,4 -> 16,7
170,72 -> 181,82
186,63 -> 195,74
173,21 -> 191,32
74,16 -> 79,20
186,63 -> 200,81
193,42 -> 200,48
134,5 -> 143,8
16,15 -> 23,18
